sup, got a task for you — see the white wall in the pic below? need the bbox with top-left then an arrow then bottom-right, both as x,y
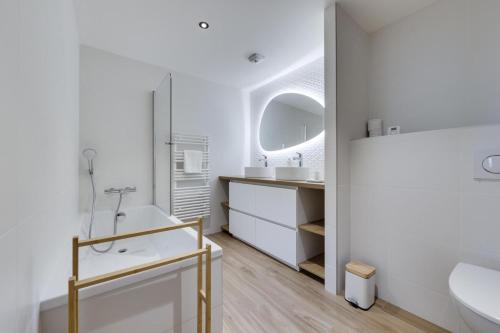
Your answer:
80,46 -> 247,235
335,5 -> 370,292
336,0 -> 500,294
0,0 -> 80,331
172,72 -> 247,235
250,58 -> 325,177
369,0 -> 500,134
324,4 -> 337,294
350,124 -> 500,332
80,46 -> 168,211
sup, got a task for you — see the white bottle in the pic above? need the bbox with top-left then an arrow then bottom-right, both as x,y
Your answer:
368,119 -> 383,137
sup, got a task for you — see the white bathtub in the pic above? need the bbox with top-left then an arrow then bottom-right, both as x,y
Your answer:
40,205 -> 223,333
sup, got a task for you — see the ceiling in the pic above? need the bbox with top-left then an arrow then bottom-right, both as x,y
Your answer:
76,0 -> 439,89
76,0 -> 326,89
337,0 -> 439,33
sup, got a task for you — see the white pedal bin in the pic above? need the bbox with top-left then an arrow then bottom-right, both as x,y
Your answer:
345,261 -> 376,310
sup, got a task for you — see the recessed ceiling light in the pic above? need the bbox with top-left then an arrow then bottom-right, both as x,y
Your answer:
198,22 -> 209,29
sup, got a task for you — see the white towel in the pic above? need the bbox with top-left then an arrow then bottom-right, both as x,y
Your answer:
184,150 -> 203,174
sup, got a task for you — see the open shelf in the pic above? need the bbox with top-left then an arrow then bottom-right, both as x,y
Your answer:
299,254 -> 325,279
298,220 -> 325,236
220,201 -> 231,234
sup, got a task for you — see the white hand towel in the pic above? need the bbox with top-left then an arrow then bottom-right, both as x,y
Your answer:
184,150 -> 203,174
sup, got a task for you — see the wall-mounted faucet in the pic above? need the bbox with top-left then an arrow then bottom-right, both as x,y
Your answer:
104,186 -> 137,195
104,186 -> 136,222
258,154 -> 269,167
293,152 -> 303,167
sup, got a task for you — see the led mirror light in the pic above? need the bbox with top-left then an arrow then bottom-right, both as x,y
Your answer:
259,93 -> 324,152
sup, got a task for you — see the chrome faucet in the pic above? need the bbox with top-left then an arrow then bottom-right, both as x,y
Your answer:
104,186 -> 137,195
292,152 -> 303,167
258,154 -> 269,167
104,186 -> 136,222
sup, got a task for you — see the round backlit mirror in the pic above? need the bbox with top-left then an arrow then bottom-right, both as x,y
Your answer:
259,93 -> 324,151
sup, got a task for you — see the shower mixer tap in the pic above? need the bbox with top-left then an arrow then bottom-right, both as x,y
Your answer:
124,186 -> 137,193
104,186 -> 137,195
104,186 -> 136,223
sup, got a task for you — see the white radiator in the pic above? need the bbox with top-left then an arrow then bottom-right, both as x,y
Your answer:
171,133 -> 210,221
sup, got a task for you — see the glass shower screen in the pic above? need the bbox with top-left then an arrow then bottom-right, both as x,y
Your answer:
153,74 -> 172,214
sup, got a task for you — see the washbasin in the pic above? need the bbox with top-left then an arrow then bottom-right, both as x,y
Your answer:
275,167 -> 310,181
244,167 -> 274,179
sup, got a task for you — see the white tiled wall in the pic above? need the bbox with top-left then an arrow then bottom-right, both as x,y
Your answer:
250,58 -> 325,176
350,124 -> 500,331
0,0 -> 80,331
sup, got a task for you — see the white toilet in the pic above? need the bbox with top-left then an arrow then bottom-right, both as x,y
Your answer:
449,263 -> 500,333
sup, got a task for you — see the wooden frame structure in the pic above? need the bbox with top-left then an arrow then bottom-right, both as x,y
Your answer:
68,218 -> 211,333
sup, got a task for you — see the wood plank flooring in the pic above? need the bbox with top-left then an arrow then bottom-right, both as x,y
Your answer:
208,232 -> 450,333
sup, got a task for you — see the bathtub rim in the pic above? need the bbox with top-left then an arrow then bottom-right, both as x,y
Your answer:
40,205 -> 222,312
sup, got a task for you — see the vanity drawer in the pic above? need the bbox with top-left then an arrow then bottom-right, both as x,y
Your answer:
254,185 -> 297,228
229,182 -> 255,214
255,218 -> 297,267
229,209 -> 255,245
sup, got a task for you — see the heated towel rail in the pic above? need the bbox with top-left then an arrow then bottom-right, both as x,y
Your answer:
171,133 -> 211,221
68,218 -> 212,333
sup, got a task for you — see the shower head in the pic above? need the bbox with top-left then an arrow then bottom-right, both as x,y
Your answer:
82,148 -> 97,174
82,148 -> 97,160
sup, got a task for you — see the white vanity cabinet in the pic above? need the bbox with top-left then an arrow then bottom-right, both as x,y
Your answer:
229,209 -> 255,245
255,218 -> 297,266
253,185 -> 296,228
229,181 -> 323,269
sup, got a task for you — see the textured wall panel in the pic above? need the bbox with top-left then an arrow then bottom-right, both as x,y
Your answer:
250,58 -> 325,178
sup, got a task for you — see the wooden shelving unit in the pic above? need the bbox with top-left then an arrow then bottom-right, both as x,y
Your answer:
299,254 -> 325,279
221,224 -> 230,233
221,201 -> 231,234
299,219 -> 325,279
298,219 -> 325,236
219,175 -> 324,191
219,176 -> 326,281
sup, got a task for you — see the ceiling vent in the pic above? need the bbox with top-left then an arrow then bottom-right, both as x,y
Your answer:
248,53 -> 265,64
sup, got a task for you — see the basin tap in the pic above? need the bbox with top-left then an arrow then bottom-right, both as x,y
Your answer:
258,154 -> 269,167
292,152 -> 303,167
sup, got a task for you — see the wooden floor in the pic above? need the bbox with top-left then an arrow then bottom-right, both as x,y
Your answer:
208,232 -> 449,333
